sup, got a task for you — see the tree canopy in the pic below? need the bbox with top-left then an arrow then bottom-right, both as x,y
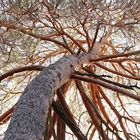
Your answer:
0,0 -> 140,140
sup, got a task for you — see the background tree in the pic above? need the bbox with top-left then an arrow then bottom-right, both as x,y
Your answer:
0,0 -> 140,139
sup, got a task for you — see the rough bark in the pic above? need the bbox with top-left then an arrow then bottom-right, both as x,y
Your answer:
3,53 -> 94,140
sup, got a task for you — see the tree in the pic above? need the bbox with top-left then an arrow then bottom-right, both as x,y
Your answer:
0,0 -> 140,139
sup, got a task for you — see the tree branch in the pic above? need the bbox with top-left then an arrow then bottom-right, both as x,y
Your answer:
71,74 -> 140,102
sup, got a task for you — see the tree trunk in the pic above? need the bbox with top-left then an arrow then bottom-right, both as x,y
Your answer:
4,53 -> 94,140
4,26 -> 111,139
